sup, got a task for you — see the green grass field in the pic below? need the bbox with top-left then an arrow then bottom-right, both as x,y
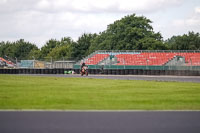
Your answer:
0,74 -> 200,110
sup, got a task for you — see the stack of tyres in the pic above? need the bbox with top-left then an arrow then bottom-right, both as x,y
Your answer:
146,70 -> 151,75
37,69 -> 41,74
30,69 -> 33,74
53,69 -> 56,74
0,69 -> 2,74
120,69 -> 125,75
61,69 -> 65,74
87,69 -> 91,74
33,69 -> 36,74
75,69 -> 80,74
138,69 -> 143,75
128,69 -> 133,75
125,69 -> 129,75
8,69 -> 11,74
155,70 -> 160,75
7,69 -> 10,74
150,70 -> 155,75
197,71 -> 200,76
49,69 -> 53,74
22,69 -> 25,74
3,69 -> 6,74
108,69 -> 112,75
143,70 -> 147,75
168,70 -> 173,75
133,69 -> 138,75
159,70 -> 163,75
18,69 -> 22,74
91,69 -> 94,74
180,70 -> 186,76
165,70 -> 170,75
191,70 -> 199,76
112,69 -> 116,75
103,69 -> 108,75
12,69 -> 17,74
177,70 -> 181,76
116,70 -> 120,75
56,69 -> 60,74
93,69 -> 97,74
41,69 -> 45,74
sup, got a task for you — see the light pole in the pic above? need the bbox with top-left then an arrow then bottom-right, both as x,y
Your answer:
51,57 -> 53,69
15,57 -> 17,68
32,56 -> 35,68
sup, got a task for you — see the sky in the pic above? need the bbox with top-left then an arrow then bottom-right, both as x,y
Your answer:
0,0 -> 200,48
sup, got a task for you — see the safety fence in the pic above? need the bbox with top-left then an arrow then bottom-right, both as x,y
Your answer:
0,68 -> 200,76
0,58 -> 76,69
74,65 -> 200,71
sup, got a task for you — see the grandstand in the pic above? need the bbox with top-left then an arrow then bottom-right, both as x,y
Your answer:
1,50 -> 200,75
0,57 -> 15,67
75,50 -> 200,70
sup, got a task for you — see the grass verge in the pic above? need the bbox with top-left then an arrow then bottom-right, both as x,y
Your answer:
0,74 -> 200,110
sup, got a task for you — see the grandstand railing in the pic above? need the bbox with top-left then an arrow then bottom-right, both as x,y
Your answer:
97,50 -> 200,53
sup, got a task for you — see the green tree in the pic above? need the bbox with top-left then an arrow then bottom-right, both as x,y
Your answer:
40,39 -> 60,58
28,49 -> 41,60
73,33 -> 97,60
166,31 -> 200,50
0,39 -> 38,60
89,14 -> 167,52
47,37 -> 75,60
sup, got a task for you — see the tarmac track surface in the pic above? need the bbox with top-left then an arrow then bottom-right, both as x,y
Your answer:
23,74 -> 200,83
0,111 -> 200,133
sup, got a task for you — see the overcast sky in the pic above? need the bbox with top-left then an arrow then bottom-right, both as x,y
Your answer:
0,0 -> 200,48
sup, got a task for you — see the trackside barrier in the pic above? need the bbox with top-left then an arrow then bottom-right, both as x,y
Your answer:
75,69 -> 199,76
0,69 -> 73,74
0,69 -> 200,76
74,65 -> 200,71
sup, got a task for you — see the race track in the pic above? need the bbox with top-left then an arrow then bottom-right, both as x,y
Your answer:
23,74 -> 200,83
0,111 -> 200,133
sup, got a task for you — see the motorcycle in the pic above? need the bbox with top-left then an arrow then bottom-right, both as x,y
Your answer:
81,66 -> 88,76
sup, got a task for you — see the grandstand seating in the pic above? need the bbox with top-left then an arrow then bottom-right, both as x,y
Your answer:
0,57 -> 14,66
178,53 -> 200,66
116,53 -> 173,65
85,54 -> 109,65
83,52 -> 200,66
116,52 -> 200,66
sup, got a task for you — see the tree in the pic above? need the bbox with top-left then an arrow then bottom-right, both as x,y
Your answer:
28,49 -> 41,60
73,33 -> 97,60
40,39 -> 60,58
89,14 -> 167,52
166,32 -> 200,50
46,37 -> 75,60
0,39 -> 38,60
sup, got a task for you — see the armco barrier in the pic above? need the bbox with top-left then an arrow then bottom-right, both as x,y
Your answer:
0,69 -> 200,76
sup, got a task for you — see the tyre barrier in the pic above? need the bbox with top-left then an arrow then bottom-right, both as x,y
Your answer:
120,70 -> 125,75
0,69 -> 200,76
103,69 -> 108,75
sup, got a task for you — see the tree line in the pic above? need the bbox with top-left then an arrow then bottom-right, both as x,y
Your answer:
0,14 -> 200,61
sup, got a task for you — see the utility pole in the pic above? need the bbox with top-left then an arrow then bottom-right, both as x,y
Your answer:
15,57 -> 17,68
32,56 -> 35,68
51,57 -> 53,69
